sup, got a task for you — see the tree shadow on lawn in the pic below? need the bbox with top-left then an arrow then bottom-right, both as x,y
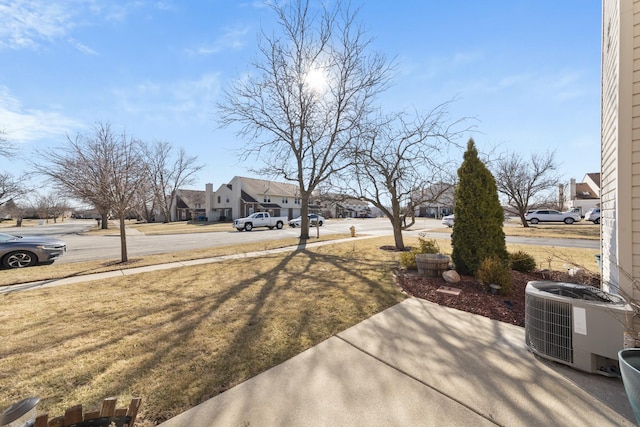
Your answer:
1,243 -> 404,425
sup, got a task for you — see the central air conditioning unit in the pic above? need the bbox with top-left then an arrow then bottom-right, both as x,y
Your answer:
525,281 -> 635,376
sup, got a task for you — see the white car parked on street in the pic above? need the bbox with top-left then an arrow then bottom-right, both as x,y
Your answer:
441,214 -> 454,228
524,209 -> 581,225
584,208 -> 601,224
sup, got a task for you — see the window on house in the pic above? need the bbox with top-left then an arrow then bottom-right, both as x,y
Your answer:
264,195 -> 271,203
226,196 -> 229,203
282,197 -> 288,204
294,198 -> 300,205
217,196 -> 221,203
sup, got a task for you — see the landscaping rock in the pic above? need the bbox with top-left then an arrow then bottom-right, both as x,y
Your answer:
569,267 -> 585,277
442,270 -> 460,283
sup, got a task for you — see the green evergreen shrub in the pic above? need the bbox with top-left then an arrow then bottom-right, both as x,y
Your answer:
475,255 -> 513,295
399,234 -> 440,269
509,250 -> 537,273
417,235 -> 440,254
451,139 -> 508,275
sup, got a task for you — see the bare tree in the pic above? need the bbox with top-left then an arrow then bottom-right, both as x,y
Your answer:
143,141 -> 204,222
27,191 -> 69,223
2,198 -> 27,226
32,122 -> 146,263
0,173 -> 25,207
344,107 -> 465,250
0,130 -> 24,206
219,0 -> 393,239
493,150 -> 560,227
0,129 -> 17,159
130,179 -> 157,222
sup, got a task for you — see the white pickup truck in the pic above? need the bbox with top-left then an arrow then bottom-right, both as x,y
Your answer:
233,212 -> 288,231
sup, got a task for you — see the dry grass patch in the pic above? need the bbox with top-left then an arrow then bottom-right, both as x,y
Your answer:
0,234 -> 350,287
0,219 -> 45,228
0,237 -> 405,425
424,220 -> 600,240
125,220 -> 233,235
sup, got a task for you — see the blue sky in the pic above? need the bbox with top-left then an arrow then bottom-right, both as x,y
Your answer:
0,1 -> 602,193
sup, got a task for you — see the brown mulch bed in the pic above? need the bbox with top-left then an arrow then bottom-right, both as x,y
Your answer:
395,269 -> 600,327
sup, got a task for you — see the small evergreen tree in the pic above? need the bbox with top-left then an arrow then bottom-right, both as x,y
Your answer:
452,139 -> 508,275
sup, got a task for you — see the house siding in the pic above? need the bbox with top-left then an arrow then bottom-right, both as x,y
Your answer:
602,0 -> 640,341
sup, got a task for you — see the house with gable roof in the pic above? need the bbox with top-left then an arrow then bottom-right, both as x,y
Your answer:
172,189 -> 206,221
564,173 -> 600,215
204,176 -> 306,221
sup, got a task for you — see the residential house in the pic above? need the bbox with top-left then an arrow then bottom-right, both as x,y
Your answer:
203,176 -> 373,221
564,173 -> 601,215
205,176 -> 304,221
172,189 -> 206,221
317,195 -> 371,218
601,0 -> 640,344
413,182 -> 455,218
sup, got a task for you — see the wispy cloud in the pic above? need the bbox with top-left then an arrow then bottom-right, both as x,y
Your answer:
67,37 -> 97,55
187,26 -> 249,56
112,73 -> 222,124
0,1 -> 74,50
0,86 -> 85,143
0,0 -> 168,53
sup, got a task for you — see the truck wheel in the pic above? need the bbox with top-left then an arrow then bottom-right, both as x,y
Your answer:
244,223 -> 253,231
276,221 -> 283,229
564,217 -> 574,224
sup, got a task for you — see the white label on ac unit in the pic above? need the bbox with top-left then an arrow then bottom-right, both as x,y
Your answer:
574,306 -> 587,335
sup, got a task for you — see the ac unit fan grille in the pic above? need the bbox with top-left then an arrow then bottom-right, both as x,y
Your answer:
526,295 -> 573,363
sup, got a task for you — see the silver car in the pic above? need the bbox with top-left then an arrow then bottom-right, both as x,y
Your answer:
289,214 -> 325,227
0,233 -> 66,268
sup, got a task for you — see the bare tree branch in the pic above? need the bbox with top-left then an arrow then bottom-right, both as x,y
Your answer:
218,0 -> 393,239
0,172 -> 25,207
493,150 -> 561,227
0,129 -> 18,159
30,122 -> 146,263
142,141 -> 204,222
340,105 -> 468,249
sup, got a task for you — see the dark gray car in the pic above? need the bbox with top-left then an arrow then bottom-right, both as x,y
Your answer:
0,233 -> 66,268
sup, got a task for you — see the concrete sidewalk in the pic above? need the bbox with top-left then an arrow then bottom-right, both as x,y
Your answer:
160,298 -> 635,427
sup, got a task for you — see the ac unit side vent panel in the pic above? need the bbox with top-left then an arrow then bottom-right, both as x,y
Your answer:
526,295 -> 573,363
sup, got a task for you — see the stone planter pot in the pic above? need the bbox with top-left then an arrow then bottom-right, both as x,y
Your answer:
415,254 -> 450,277
489,283 -> 502,295
619,348 -> 640,425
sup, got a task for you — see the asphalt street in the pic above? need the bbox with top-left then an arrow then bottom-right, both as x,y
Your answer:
1,218 -> 599,264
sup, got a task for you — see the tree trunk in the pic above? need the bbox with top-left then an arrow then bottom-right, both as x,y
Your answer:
119,216 -> 128,263
390,196 -> 405,250
402,211 -> 416,230
101,212 -> 109,229
519,213 -> 529,228
392,218 -> 405,250
299,196 -> 310,240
